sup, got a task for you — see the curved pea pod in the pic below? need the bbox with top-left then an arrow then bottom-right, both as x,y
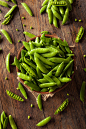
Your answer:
42,51 -> 58,58
54,98 -> 69,115
38,78 -> 48,83
37,94 -> 42,111
32,41 -> 43,47
34,56 -> 49,73
80,81 -> 86,102
55,62 -> 64,77
9,115 -> 17,129
40,5 -> 47,14
0,0 -> 9,8
0,29 -> 12,44
3,117 -> 8,129
21,63 -> 36,77
39,82 -> 56,88
21,3 -> 33,16
29,41 -> 35,50
36,116 -> 51,127
4,5 -> 17,18
24,57 -> 36,69
59,77 -> 71,82
1,111 -> 6,125
51,1 -> 67,6
29,48 -> 50,55
6,53 -> 10,73
14,56 -> 20,70
42,0 -> 49,6
75,26 -> 84,43
43,74 -> 54,82
2,14 -> 13,25
66,62 -> 73,77
47,9 -> 53,24
17,72 -> 32,81
18,82 -> 28,99
36,66 -> 43,79
59,44 -> 66,53
52,76 -> 61,86
53,15 -> 58,28
24,81 -> 41,91
11,0 -> 16,4
41,88 -> 49,92
55,38 -> 68,46
23,31 -> 35,38
6,90 -> 24,101
22,41 -> 30,51
59,6 -> 65,15
35,52 -> 54,66
51,7 -> 62,21
62,7 -> 69,25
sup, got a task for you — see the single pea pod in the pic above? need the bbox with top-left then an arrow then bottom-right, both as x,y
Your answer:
42,51 -> 58,58
75,26 -> 84,43
22,41 -> 30,51
4,5 -> 17,18
37,94 -> 42,111
6,90 -> 24,101
0,117 -> 3,129
80,81 -> 86,102
52,76 -> 61,86
59,6 -> 65,15
20,65 -> 26,74
52,5 -> 59,12
6,53 -> 10,73
0,0 -> 9,8
36,66 -> 43,79
2,14 -> 13,25
9,115 -> 17,129
24,57 -> 36,69
53,14 -> 58,28
1,111 -> 6,125
11,0 -> 16,4
41,88 -> 49,92
51,1 -> 67,6
38,78 -> 48,83
49,86 -> 58,92
59,77 -> 71,82
18,82 -> 28,99
42,0 -> 49,6
47,9 -> 53,24
0,29 -> 12,44
24,81 -> 41,91
55,62 -> 64,77
43,74 -> 54,82
36,116 -> 51,127
62,7 -> 69,25
54,98 -> 69,115
29,48 -> 49,55
23,31 -> 35,38
17,72 -> 32,81
40,5 -> 47,14
14,56 -> 20,70
21,3 -> 33,16
3,117 -> 8,129
39,82 -> 56,88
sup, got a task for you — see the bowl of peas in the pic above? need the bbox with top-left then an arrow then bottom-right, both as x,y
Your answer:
16,34 -> 75,94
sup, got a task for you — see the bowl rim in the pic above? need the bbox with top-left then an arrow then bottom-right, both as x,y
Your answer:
16,34 -> 76,94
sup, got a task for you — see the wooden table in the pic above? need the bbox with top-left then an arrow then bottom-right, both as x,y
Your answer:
0,0 -> 86,129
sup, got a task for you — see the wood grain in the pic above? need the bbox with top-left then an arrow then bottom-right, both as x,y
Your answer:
0,0 -> 86,129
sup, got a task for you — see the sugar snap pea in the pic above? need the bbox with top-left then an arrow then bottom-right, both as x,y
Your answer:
42,0 -> 49,6
41,31 -> 49,34
36,116 -> 51,126
11,0 -> 16,4
22,41 -> 30,51
23,31 -> 35,38
47,9 -> 53,24
39,82 -> 56,88
54,98 -> 69,115
80,81 -> 86,102
14,56 -> 20,70
6,53 -> 10,73
37,94 -> 42,111
0,29 -> 12,44
9,115 -> 17,129
51,1 -> 67,6
75,26 -> 84,43
1,111 -> 6,125
53,14 -> 58,28
24,57 -> 36,69
6,90 -> 24,101
40,5 -> 47,14
52,5 -> 59,12
59,6 -> 65,15
41,88 -> 49,92
18,82 -> 27,99
62,7 -> 69,25
55,62 -> 64,77
17,72 -> 32,81
0,117 -> 2,129
4,5 -> 17,18
3,117 -> 8,129
0,0 -> 9,8
2,14 -> 13,25
52,76 -> 61,86
59,77 -> 71,82
36,66 -> 43,79
21,3 -> 33,16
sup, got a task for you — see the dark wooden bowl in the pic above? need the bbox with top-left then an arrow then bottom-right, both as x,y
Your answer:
16,34 -> 76,94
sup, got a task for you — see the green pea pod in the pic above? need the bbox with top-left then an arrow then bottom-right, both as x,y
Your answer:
80,81 -> 86,102
2,14 -> 13,25
6,90 -> 24,101
36,116 -> 51,126
52,76 -> 61,86
1,111 -> 6,125
41,31 -> 49,34
21,3 -> 33,16
47,9 -> 53,24
20,65 -> 26,74
3,117 -> 8,129
24,57 -> 36,69
41,88 -> 49,92
11,0 -> 16,4
29,48 -> 50,55
39,82 -> 56,88
17,72 -> 32,81
40,5 -> 47,14
0,118 -> 3,129
36,66 -> 43,79
18,82 -> 28,99
59,77 -> 71,82
6,53 -> 10,73
51,7 -> 63,21
54,98 -> 69,115
62,7 -> 69,25
75,26 -> 84,43
59,6 -> 65,15
14,56 -> 20,70
23,31 -> 35,38
22,41 -> 31,51
51,1 -> 67,6
32,41 -> 43,47
24,81 -> 41,91
55,62 -> 64,77
52,5 -> 59,12
49,86 -> 58,92
42,51 -> 58,57
35,37 -> 40,43
38,78 -> 48,83
4,5 -> 17,18
69,0 -> 73,4
66,62 -> 73,77
37,94 -> 42,111
43,74 -> 54,82
0,29 -> 12,44
0,0 -> 9,8
42,0 -> 49,6
9,115 -> 17,129
53,14 -> 58,28
52,38 -> 68,46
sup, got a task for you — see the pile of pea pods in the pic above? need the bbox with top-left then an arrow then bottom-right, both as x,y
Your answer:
13,33 -> 75,93
40,0 -> 74,28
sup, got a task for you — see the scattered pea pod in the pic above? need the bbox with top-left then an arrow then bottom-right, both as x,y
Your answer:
9,115 -> 17,129
2,14 -> 13,25
6,90 -> 24,101
6,53 -> 10,73
0,0 -> 9,8
75,26 -> 84,43
23,31 -> 35,38
37,94 -> 42,111
17,72 -> 32,81
80,81 -> 86,102
36,116 -> 51,126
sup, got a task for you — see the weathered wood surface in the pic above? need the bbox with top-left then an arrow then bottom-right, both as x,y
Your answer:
0,0 -> 86,129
